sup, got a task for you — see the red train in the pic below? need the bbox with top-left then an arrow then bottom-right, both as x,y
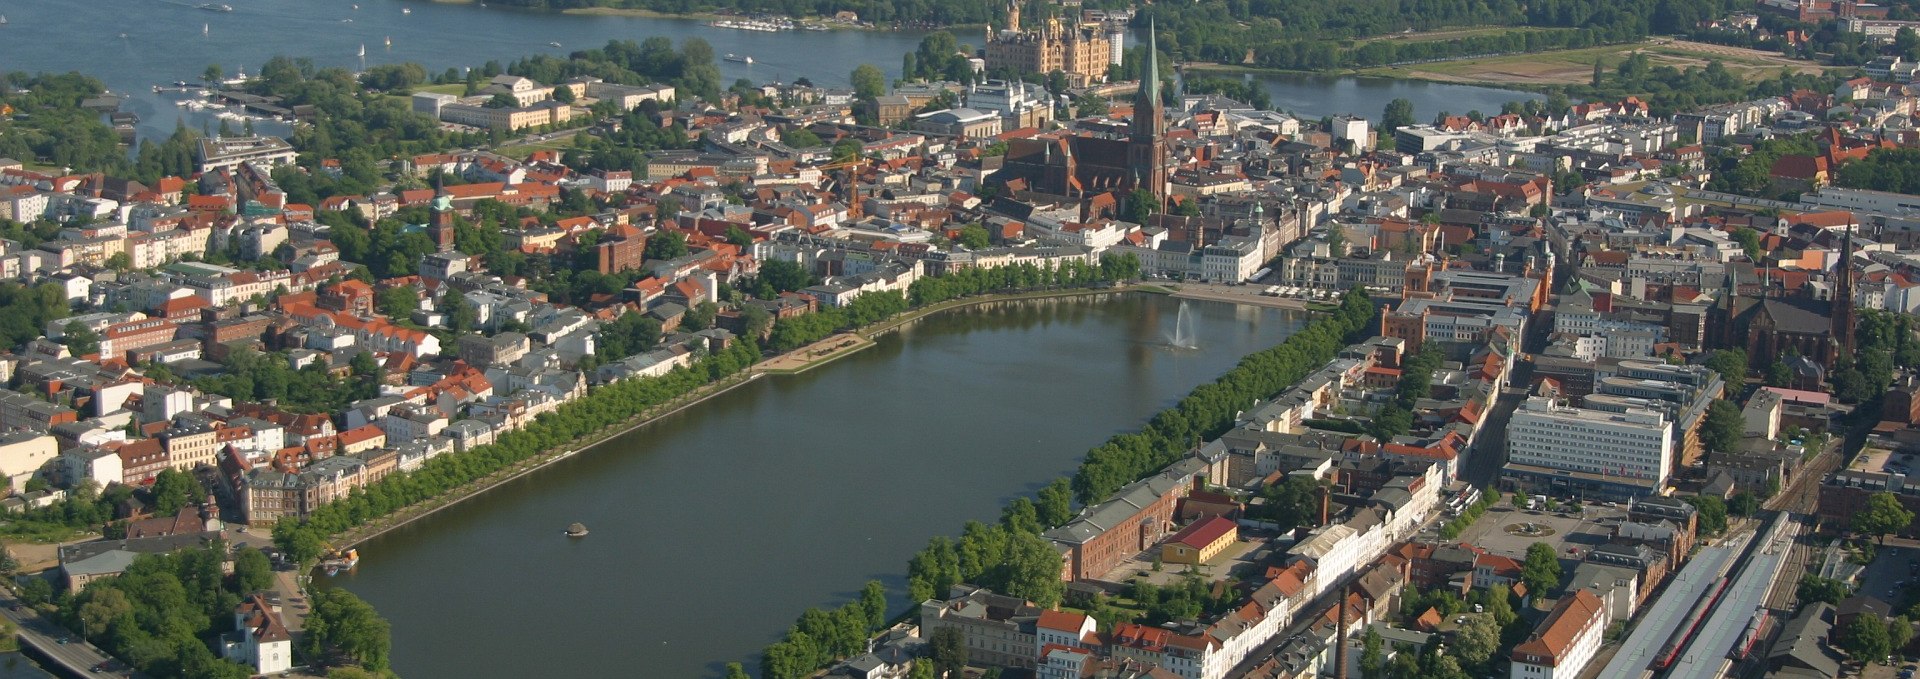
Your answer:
1729,608 -> 1769,661
1653,576 -> 1731,670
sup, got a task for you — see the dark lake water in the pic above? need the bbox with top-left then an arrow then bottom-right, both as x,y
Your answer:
1,0 -> 1534,145
324,294 -> 1304,678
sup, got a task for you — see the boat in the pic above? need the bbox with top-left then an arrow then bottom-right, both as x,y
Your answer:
548,41 -> 562,48
119,33 -> 128,39
174,80 -> 189,87
384,35 -> 391,48
196,3 -> 234,12
402,7 -> 412,14
3,14 -> 11,25
358,44 -> 366,58
565,523 -> 589,537
319,548 -> 360,576
202,22 -> 208,36
724,54 -> 753,64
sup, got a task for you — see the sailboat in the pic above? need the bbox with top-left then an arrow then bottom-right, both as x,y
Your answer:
1,15 -> 10,26
384,35 -> 391,48
358,44 -> 366,58
202,23 -> 209,36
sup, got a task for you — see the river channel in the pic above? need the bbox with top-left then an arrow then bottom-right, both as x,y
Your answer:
3,0 -> 1535,145
322,294 -> 1303,677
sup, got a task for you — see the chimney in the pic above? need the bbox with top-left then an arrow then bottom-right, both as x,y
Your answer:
1336,585 -> 1351,679
1319,485 -> 1331,526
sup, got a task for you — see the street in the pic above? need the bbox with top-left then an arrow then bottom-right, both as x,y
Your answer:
0,589 -> 133,677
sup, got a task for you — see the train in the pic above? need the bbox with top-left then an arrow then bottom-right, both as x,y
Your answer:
1729,607 -> 1769,661
1653,576 -> 1732,670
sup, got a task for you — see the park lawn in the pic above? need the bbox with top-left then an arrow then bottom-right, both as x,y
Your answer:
0,519 -> 85,544
1355,25 -> 1571,45
492,136 -> 578,160
1362,39 -> 1821,86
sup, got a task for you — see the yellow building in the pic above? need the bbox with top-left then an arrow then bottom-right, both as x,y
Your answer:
1159,516 -> 1238,565
985,0 -> 1113,86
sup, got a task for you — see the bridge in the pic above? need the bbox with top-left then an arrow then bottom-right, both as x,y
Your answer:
0,588 -> 137,678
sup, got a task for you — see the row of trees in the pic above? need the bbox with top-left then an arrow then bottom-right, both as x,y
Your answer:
907,254 -> 1141,307
759,582 -> 889,679
1437,486 -> 1500,540
1074,289 -> 1376,505
53,544 -> 284,679
270,338 -> 765,563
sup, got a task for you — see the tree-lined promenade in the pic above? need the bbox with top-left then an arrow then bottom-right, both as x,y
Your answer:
754,288 -> 1377,679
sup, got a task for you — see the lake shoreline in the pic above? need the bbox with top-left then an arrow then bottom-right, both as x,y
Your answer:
327,285 -> 1133,549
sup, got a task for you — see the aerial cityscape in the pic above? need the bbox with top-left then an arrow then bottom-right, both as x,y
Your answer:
4,0 -> 1920,678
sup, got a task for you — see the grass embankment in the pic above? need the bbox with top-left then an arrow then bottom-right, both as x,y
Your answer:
1360,38 -> 1829,86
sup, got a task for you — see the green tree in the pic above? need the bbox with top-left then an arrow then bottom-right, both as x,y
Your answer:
1704,349 -> 1749,384
203,64 -> 224,85
1360,626 -> 1385,678
859,580 -> 888,630
1453,613 -> 1501,670
149,467 -> 196,516
105,252 -> 132,272
908,659 -> 935,679
931,627 -> 968,677
1036,478 -> 1074,528
1123,188 -> 1160,224
376,286 -> 417,319
1798,574 -> 1851,606
1001,532 -> 1064,607
1841,613 -> 1892,664
305,588 -> 393,671
684,301 -> 718,331
755,259 -> 815,298
441,289 -> 477,334
832,139 -> 864,163
646,231 -> 689,261
61,321 -> 100,357
552,85 -> 576,104
1891,617 -> 1915,657
1729,491 -> 1759,517
232,548 -> 274,594
784,128 -> 824,148
1521,542 -> 1562,596
1731,227 -> 1764,261
1766,360 -> 1794,387
1382,98 -> 1415,134
1853,491 -> 1916,544
1701,399 -> 1744,454
724,225 -> 754,249
723,663 -> 751,679
485,92 -> 520,109
1688,495 -> 1729,535
851,64 -> 887,100
273,522 -> 325,566
957,224 -> 991,249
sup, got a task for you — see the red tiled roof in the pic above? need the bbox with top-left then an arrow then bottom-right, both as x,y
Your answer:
1037,609 -> 1090,633
1512,590 -> 1605,666
1168,516 -> 1236,550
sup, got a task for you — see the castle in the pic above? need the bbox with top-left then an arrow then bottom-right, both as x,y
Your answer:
985,0 -> 1121,87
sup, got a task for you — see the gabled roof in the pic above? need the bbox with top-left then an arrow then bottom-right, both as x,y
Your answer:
1511,589 -> 1605,666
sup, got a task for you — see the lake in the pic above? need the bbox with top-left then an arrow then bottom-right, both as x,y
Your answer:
325,294 -> 1304,677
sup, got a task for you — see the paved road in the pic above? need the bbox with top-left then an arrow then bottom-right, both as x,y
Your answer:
0,590 -> 132,677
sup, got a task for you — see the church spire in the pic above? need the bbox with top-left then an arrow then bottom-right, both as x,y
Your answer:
1834,222 -> 1857,357
1141,19 -> 1159,113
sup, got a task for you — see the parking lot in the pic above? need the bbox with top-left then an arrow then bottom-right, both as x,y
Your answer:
1861,541 -> 1920,615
